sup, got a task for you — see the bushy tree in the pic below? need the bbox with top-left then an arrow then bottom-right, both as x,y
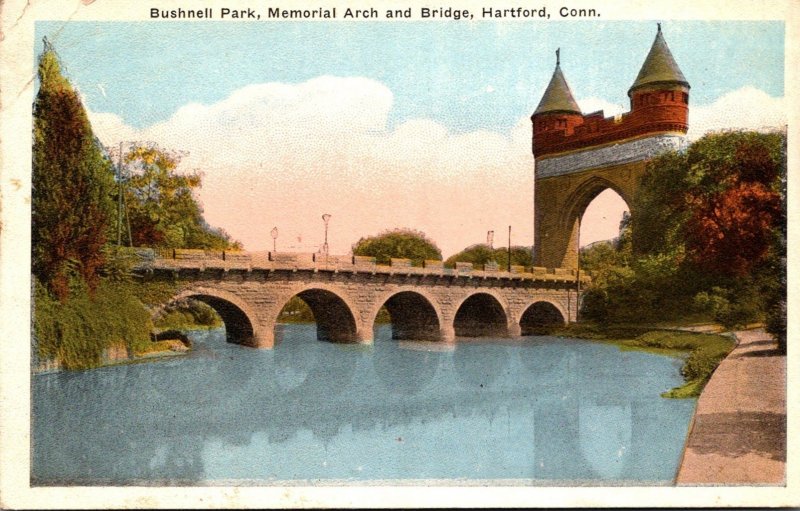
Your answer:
582,130 -> 786,330
681,132 -> 784,277
352,228 -> 441,265
32,41 -> 115,299
121,143 -> 240,250
444,244 -> 533,269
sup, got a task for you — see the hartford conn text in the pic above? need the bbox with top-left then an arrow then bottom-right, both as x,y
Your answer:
149,6 -> 600,20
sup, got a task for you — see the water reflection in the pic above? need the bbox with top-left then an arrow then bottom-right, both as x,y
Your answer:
374,325 -> 443,396
32,325 -> 695,485
578,401 -> 632,479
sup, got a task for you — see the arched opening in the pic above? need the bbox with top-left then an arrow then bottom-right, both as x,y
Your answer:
375,291 -> 442,342
275,288 -> 358,343
547,177 -> 631,270
579,188 -> 630,249
520,301 -> 566,335
453,293 -> 508,338
179,294 -> 254,345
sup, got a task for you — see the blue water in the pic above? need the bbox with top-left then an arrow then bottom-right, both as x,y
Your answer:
32,325 -> 696,485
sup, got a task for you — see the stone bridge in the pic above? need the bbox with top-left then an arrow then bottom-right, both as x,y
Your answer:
134,249 -> 587,349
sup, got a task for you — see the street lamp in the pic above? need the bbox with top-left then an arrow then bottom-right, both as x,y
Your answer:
507,225 -> 512,272
321,214 -> 331,255
271,226 -> 278,253
487,230 -> 494,249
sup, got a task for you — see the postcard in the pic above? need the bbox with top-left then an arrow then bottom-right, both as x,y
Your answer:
0,0 -> 797,507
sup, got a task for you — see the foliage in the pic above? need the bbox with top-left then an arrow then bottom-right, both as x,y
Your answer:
120,143 -> 241,250
98,246 -> 138,282
444,244 -> 533,269
33,279 -> 153,370
352,228 -> 442,266
685,183 -> 781,277
580,130 -> 786,333
277,296 -> 391,324
693,285 -> 762,330
154,299 -> 222,331
32,43 -> 115,300
124,279 -> 179,307
634,130 -> 784,278
630,331 -> 735,399
277,296 -> 315,323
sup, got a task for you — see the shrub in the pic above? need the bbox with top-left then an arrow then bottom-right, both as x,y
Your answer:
33,279 -> 153,370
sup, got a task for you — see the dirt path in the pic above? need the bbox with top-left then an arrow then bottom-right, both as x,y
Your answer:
676,329 -> 786,485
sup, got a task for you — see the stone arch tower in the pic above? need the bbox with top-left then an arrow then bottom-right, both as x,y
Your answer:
532,25 -> 690,269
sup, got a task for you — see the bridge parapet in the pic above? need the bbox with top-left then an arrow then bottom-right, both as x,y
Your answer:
132,250 -> 590,284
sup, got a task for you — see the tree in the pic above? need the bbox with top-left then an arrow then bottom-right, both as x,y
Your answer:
352,228 -> 441,265
586,130 -> 787,326
32,41 -> 115,299
633,131 -> 784,278
681,132 -> 784,277
121,143 -> 241,250
444,244 -> 533,269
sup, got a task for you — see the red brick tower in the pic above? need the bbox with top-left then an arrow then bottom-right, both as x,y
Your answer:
532,25 -> 690,269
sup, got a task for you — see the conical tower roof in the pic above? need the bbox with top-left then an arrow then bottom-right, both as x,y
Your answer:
628,24 -> 689,96
534,49 -> 582,116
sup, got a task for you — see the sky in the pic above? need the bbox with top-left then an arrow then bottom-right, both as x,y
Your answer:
34,20 -> 786,257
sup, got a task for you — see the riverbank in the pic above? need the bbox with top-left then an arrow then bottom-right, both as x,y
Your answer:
676,328 -> 786,485
546,323 -> 735,398
33,338 -> 191,374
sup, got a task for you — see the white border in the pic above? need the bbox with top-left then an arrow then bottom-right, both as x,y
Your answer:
1,0 -> 797,507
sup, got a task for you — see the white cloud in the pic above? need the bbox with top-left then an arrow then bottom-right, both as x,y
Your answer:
577,97 -> 627,118
688,87 -> 786,140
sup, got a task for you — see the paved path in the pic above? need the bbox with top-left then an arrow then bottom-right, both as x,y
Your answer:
676,329 -> 786,485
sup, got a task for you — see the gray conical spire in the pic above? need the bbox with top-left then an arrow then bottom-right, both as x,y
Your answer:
534,49 -> 582,116
628,24 -> 689,96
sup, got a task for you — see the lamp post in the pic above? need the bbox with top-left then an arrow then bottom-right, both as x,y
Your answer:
321,214 -> 331,255
487,230 -> 494,249
507,225 -> 512,272
271,226 -> 278,253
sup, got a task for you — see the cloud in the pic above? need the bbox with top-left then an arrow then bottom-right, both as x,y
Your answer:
88,76 -> 534,258
577,97 -> 627,118
688,87 -> 786,139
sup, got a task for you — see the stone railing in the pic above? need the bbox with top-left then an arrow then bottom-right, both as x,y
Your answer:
129,248 -> 591,284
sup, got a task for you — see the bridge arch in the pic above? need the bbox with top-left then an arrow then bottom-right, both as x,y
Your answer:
370,288 -> 444,342
275,284 -> 360,344
519,300 -> 567,335
452,291 -> 511,338
172,286 -> 264,346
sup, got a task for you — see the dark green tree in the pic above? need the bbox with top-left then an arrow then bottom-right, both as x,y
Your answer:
352,228 -> 442,266
582,130 -> 786,329
632,131 -> 784,277
444,244 -> 533,269
32,41 -> 115,300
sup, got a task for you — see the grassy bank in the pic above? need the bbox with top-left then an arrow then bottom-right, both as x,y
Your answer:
33,278 -> 198,371
547,323 -> 736,398
34,279 -> 154,370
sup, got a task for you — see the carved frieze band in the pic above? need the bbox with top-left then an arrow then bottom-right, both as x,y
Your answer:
535,134 -> 688,179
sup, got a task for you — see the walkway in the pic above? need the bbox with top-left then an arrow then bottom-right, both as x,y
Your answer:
676,329 -> 786,485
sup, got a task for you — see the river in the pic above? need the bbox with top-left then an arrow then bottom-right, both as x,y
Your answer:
32,324 -> 696,485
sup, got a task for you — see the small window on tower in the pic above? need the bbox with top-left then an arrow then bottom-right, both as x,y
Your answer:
682,92 -> 689,104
